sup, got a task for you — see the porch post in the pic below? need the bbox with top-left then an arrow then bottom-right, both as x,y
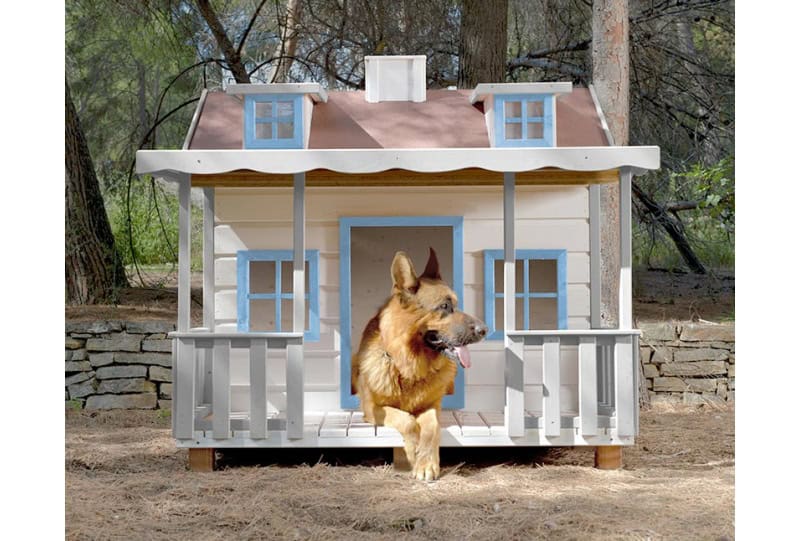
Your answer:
286,172 -> 306,439
589,184 -> 602,329
203,187 -> 215,331
618,167 -> 633,329
177,173 -> 191,332
503,172 -> 525,437
200,187 -> 215,405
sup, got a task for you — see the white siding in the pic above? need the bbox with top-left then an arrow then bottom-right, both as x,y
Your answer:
214,184 -> 591,413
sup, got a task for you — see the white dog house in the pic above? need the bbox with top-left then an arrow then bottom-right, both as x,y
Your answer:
136,56 -> 659,471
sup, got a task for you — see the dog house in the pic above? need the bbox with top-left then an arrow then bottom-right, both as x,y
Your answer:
136,55 -> 659,471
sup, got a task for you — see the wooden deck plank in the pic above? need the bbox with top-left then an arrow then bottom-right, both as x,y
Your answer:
319,411 -> 351,438
347,411 -> 376,437
455,411 -> 491,437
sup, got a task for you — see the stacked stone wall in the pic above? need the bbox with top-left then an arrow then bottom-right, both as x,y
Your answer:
65,321 -> 174,410
639,322 -> 734,404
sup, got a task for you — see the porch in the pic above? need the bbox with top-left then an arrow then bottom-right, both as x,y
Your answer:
170,328 -> 639,449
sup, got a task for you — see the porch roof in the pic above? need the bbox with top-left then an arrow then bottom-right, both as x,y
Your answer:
136,146 -> 660,181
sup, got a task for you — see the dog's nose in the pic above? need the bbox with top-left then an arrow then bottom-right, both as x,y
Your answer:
472,323 -> 487,338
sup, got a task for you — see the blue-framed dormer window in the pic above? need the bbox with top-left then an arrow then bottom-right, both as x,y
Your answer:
494,94 -> 554,147
483,249 -> 567,339
244,94 -> 303,149
237,250 -> 319,341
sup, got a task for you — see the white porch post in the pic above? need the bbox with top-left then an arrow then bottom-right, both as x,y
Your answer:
618,167 -> 633,329
199,187 -> 215,405
177,174 -> 191,332
286,172 -> 306,439
503,172 -> 525,437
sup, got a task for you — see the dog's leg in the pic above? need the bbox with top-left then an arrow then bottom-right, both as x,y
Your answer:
413,408 -> 441,481
373,405 -> 420,468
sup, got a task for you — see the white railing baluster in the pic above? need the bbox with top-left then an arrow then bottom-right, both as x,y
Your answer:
614,335 -> 634,436
174,337 -> 195,439
249,339 -> 268,439
543,336 -> 561,437
579,336 -> 598,436
504,334 -> 525,437
286,339 -> 304,439
212,339 -> 231,439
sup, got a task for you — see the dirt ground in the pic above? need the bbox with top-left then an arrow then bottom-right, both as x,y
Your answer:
65,268 -> 735,538
65,403 -> 733,540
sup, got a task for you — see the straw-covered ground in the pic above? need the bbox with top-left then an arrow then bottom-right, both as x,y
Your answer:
66,402 -> 734,540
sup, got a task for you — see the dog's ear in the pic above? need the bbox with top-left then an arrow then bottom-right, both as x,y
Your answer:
420,247 -> 442,281
391,251 -> 418,292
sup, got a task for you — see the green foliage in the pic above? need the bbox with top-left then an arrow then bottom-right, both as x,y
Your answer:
674,157 -> 735,234
107,178 -> 202,275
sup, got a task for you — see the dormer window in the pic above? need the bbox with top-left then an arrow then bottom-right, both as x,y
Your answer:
225,83 -> 328,150
495,95 -> 553,147
244,94 -> 303,149
469,82 -> 572,148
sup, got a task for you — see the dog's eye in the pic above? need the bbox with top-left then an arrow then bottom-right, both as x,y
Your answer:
439,301 -> 452,313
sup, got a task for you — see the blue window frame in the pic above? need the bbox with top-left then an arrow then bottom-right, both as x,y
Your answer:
236,250 -> 320,341
339,216 -> 465,410
494,94 -> 554,147
243,94 -> 303,149
483,249 -> 567,339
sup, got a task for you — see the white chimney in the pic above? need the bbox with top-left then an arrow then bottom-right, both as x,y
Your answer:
364,55 -> 426,103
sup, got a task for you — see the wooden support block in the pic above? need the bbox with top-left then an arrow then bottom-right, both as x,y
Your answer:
188,448 -> 215,472
393,447 -> 412,472
594,446 -> 622,470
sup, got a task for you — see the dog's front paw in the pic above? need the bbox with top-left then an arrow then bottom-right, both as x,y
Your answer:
412,455 -> 440,481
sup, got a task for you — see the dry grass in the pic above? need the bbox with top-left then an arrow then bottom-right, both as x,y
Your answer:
66,404 -> 734,540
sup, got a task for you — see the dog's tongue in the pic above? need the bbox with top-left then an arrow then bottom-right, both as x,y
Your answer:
456,346 -> 472,368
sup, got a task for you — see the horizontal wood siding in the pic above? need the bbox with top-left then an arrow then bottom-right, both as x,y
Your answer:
214,184 -> 590,413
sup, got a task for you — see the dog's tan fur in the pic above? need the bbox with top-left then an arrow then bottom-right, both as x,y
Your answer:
351,249 -> 486,480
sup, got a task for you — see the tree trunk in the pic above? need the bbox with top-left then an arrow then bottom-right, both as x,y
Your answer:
196,0 -> 251,84
65,78 -> 128,304
457,0 -> 508,88
592,0 -> 629,329
269,0 -> 302,83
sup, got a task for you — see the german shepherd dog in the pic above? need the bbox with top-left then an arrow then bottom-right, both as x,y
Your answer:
352,248 -> 487,480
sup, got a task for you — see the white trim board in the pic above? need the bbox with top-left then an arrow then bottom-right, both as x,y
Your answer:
137,146 -> 660,178
470,82 -> 573,104
225,82 -> 328,103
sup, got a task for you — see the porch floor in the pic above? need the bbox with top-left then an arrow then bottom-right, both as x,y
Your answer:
180,408 -> 629,448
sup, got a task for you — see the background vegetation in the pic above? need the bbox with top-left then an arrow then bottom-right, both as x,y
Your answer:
66,0 -> 734,285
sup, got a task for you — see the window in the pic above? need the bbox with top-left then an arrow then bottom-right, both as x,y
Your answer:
494,94 -> 554,147
483,249 -> 566,339
236,250 -> 319,340
244,94 -> 303,149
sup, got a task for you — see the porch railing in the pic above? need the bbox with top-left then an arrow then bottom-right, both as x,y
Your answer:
170,331 -> 303,441
504,329 -> 640,438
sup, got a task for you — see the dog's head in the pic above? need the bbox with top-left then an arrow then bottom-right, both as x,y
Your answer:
388,248 -> 487,367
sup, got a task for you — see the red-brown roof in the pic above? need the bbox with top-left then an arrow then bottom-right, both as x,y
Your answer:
188,87 -> 608,150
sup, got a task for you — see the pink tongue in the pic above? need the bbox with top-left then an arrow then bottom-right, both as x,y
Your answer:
456,346 -> 472,368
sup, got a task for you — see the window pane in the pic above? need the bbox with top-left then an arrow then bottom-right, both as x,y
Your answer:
255,101 -> 272,118
255,122 -> 273,139
530,297 -> 558,329
281,299 -> 294,332
280,261 -> 310,293
527,100 -> 543,117
276,101 -> 293,118
280,260 -> 293,294
277,121 -> 295,139
250,299 -> 276,331
505,122 -> 522,140
530,259 -> 557,292
250,261 -> 275,294
494,296 -> 524,330
515,259 -> 524,292
527,122 -> 544,139
504,101 -> 522,119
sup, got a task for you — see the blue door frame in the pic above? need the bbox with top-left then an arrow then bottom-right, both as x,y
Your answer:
339,216 -> 465,410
